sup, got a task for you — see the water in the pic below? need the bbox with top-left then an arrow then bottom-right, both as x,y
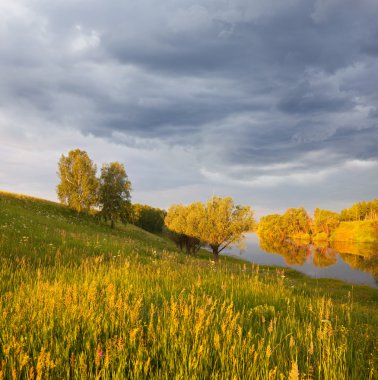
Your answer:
222,233 -> 378,288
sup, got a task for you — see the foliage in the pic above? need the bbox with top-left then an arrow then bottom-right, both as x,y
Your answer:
165,197 -> 255,259
282,207 -> 311,237
340,199 -> 378,221
259,202 -> 378,244
99,162 -> 132,228
163,204 -> 204,255
312,232 -> 329,242
313,208 -> 340,238
56,149 -> 99,213
258,208 -> 311,241
131,204 -> 166,234
257,214 -> 286,241
0,191 -> 377,379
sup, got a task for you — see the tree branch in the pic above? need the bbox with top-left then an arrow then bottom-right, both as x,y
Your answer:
218,240 -> 233,253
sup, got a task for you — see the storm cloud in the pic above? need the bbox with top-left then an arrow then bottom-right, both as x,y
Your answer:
1,0 -> 377,215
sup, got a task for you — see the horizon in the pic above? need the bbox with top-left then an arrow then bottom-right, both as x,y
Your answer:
1,188 -> 375,222
1,0 -> 377,217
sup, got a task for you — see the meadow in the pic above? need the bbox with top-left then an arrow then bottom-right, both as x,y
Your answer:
0,192 -> 377,379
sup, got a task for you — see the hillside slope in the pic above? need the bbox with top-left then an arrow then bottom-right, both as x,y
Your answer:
331,220 -> 378,243
0,191 -> 377,379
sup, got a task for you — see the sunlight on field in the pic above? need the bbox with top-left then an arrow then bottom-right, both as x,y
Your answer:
0,192 -> 377,379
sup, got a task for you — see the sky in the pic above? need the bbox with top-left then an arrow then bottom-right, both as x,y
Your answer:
1,0 -> 377,217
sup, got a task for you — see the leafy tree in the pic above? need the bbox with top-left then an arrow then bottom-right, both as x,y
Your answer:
258,208 -> 311,241
257,214 -> 286,241
203,197 -> 255,259
165,196 -> 255,260
131,204 -> 166,233
57,149 -> 99,213
163,204 -> 202,255
282,207 -> 311,237
340,199 -> 378,221
313,208 -> 340,238
99,162 -> 131,228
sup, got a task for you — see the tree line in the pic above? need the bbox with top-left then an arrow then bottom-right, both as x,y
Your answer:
58,148 -> 376,257
258,199 -> 378,243
257,208 -> 312,241
340,199 -> 378,221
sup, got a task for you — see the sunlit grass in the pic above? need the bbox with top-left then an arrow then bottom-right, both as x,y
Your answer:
332,220 -> 378,243
0,191 -> 377,379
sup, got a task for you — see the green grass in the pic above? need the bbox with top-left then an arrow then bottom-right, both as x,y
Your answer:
0,191 -> 377,379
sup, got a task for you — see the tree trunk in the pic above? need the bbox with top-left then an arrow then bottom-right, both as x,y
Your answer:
110,219 -> 115,229
185,238 -> 192,255
211,245 -> 219,261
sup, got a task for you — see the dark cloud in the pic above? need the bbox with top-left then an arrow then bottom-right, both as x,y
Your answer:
278,81 -> 354,115
0,0 -> 377,213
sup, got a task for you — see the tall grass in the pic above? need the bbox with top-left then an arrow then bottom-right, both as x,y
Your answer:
0,192 -> 377,379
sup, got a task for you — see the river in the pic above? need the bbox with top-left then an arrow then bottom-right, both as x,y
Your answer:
222,233 -> 378,288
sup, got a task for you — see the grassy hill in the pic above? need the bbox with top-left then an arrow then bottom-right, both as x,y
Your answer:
331,220 -> 378,243
0,191 -> 377,379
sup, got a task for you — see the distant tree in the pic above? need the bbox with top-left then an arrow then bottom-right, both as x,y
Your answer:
282,207 -> 311,237
99,162 -> 131,228
57,149 -> 99,213
340,199 -> 378,221
257,214 -> 286,241
257,208 -> 311,241
165,197 -> 255,260
131,204 -> 166,233
313,208 -> 340,238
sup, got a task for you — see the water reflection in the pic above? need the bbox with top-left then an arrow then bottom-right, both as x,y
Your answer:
224,234 -> 378,288
259,238 -> 309,266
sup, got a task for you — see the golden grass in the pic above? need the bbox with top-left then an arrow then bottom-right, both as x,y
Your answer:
0,191 -> 377,379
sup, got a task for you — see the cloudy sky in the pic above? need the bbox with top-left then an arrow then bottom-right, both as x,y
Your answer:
1,0 -> 377,217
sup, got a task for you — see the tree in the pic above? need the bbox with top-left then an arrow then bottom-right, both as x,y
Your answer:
99,162 -> 132,228
257,208 -> 311,242
257,214 -> 286,241
165,196 -> 255,260
163,204 -> 202,255
340,199 -> 378,221
57,149 -> 99,213
313,208 -> 340,238
281,207 -> 311,237
131,204 -> 166,233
